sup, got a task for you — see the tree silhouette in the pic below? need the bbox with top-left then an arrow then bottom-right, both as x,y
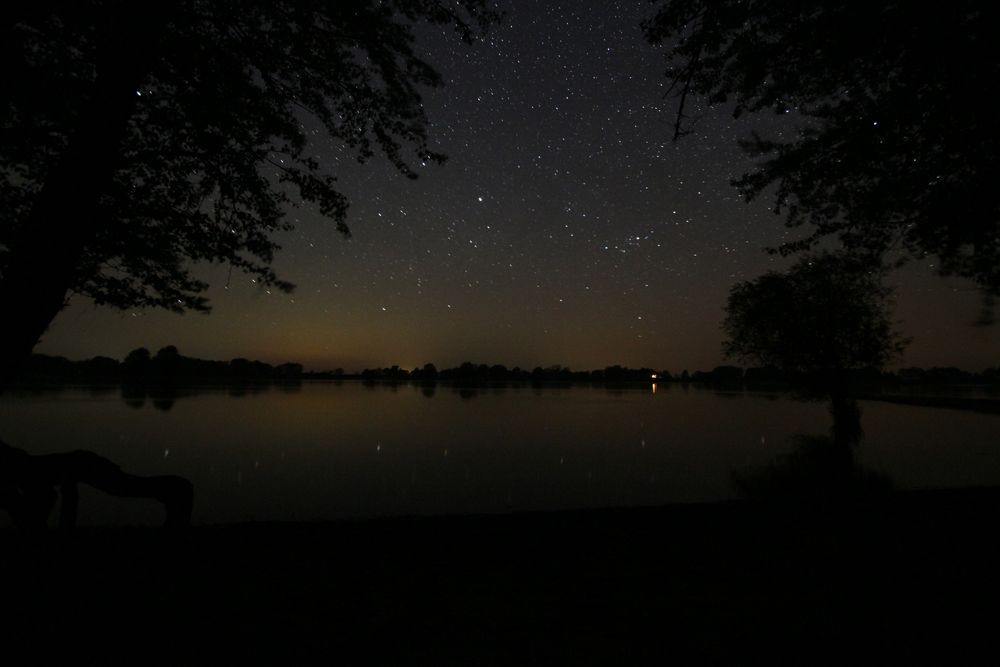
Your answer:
644,2 -> 1000,296
722,253 -> 907,449
0,1 -> 500,387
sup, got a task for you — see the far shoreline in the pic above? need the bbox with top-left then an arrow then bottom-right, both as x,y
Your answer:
7,376 -> 1000,414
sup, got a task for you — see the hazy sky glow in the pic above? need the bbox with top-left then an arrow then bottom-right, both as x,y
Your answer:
38,0 -> 997,372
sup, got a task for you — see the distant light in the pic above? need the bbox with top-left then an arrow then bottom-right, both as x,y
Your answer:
651,373 -> 658,380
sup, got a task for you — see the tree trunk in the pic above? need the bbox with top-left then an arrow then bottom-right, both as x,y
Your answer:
830,392 -> 863,452
0,6 -> 166,390
2,442 -> 193,529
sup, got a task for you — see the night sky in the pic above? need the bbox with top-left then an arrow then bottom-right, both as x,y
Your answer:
37,0 -> 997,372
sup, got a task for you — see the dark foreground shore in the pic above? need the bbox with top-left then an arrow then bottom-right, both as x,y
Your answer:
5,488 -> 999,665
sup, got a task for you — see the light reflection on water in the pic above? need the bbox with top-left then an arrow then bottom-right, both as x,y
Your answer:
1,381 -> 998,525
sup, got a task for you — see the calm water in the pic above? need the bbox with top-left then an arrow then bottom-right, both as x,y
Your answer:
1,382 -> 998,525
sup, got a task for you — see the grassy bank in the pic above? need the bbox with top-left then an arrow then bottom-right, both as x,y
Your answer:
858,393 -> 1000,414
5,488 -> 999,664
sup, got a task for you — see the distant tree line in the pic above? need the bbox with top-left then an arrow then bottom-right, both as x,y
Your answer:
17,347 -> 302,384
340,363 -> 662,384
315,362 -> 1000,387
16,352 -> 1000,388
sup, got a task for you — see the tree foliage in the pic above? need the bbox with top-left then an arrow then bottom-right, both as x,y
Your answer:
644,1 -> 1000,294
1,0 -> 500,313
723,253 -> 906,382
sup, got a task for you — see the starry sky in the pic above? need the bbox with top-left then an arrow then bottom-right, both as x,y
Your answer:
37,0 -> 998,372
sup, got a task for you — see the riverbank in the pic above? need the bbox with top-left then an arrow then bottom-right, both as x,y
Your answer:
858,392 -> 1000,414
5,487 -> 998,665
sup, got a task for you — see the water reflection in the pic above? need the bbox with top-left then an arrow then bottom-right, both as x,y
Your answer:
121,384 -> 146,409
37,379 -> 778,406
116,382 -> 304,411
0,382 -> 997,526
733,433 -> 893,504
